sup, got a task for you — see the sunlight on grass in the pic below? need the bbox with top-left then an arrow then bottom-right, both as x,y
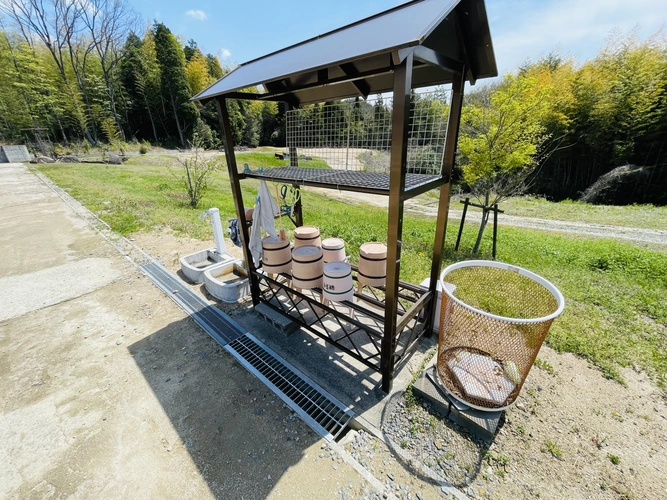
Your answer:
36,161 -> 667,390
236,152 -> 330,169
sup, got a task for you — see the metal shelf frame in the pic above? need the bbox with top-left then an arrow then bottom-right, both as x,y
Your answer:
253,265 -> 434,373
213,58 -> 466,392
201,0 -> 496,391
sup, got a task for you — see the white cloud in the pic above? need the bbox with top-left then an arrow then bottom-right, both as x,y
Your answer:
218,48 -> 232,60
489,0 -> 667,76
185,9 -> 207,21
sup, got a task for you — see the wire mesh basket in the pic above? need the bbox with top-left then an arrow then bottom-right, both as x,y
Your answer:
437,260 -> 564,411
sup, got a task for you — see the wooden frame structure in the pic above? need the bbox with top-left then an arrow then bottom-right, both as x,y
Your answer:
193,0 -> 497,392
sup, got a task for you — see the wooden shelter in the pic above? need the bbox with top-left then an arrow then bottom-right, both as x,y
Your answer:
192,0 -> 497,392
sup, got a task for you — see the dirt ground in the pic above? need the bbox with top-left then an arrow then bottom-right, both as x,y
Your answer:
3,161 -> 667,499
0,163 -> 370,499
135,228 -> 667,500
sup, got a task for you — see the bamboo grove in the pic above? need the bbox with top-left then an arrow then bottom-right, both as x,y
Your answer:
0,1 -> 665,204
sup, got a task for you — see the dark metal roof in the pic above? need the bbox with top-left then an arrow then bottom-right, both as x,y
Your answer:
193,0 -> 496,105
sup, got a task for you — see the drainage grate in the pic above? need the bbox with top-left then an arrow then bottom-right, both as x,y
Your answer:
226,334 -> 353,441
141,261 -> 245,345
142,262 -> 353,440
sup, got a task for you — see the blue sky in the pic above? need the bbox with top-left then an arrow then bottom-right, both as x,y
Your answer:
137,0 -> 667,79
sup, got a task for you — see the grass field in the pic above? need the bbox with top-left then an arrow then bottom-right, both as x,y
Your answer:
236,151 -> 330,169
36,158 -> 667,389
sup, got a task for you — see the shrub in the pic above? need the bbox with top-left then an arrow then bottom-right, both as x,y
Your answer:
172,137 -> 219,208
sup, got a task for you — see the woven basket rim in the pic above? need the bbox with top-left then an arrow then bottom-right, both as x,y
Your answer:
439,260 -> 565,324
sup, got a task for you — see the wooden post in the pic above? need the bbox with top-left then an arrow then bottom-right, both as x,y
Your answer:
382,51 -> 413,393
216,97 -> 259,305
424,69 -> 466,341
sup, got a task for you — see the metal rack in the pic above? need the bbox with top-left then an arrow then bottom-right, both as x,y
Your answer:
242,167 -> 441,196
193,0 -> 497,391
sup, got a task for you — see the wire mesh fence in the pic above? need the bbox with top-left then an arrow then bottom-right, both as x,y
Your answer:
286,90 -> 451,175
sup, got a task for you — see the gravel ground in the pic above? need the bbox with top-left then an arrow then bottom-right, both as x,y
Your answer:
309,189 -> 667,247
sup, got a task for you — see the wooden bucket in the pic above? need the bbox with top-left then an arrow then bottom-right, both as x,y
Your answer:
358,242 -> 387,287
291,245 -> 323,289
323,261 -> 354,302
294,225 -> 321,248
262,235 -> 292,274
322,237 -> 345,264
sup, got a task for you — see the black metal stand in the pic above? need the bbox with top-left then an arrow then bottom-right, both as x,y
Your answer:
455,198 -> 504,259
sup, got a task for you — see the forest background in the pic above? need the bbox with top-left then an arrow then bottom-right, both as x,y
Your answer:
1,0 -> 665,205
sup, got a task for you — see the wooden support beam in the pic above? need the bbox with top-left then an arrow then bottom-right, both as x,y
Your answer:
454,10 -> 477,84
382,51 -> 413,393
424,69 -> 466,335
215,97 -> 260,305
396,290 -> 433,334
408,46 -> 465,73
340,62 -> 371,99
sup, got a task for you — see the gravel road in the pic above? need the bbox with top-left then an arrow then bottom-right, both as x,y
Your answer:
310,189 -> 667,246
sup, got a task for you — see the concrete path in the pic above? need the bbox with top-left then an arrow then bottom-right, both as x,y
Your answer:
0,163 -> 367,499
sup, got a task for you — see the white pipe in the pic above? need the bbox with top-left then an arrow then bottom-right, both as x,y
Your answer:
209,208 -> 227,256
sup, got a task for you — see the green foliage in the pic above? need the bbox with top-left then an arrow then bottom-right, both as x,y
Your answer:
527,34 -> 667,202
543,439 -> 563,459
534,358 -> 556,375
36,159 -> 667,391
607,454 -> 621,465
242,102 -> 262,148
185,47 -> 215,95
175,140 -> 220,208
459,73 -> 552,187
193,118 -> 219,149
153,22 -> 199,147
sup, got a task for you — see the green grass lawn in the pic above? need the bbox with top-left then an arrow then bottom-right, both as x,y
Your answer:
36,160 -> 667,389
431,194 -> 667,231
236,151 -> 330,169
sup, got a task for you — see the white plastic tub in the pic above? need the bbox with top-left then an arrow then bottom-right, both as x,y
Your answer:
204,261 -> 250,303
180,248 -> 236,284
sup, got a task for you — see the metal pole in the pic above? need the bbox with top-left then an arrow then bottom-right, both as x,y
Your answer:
424,69 -> 466,340
345,107 -> 350,170
382,51 -> 413,393
209,207 -> 227,256
493,203 -> 499,259
455,197 -> 469,251
285,102 -> 303,226
215,97 -> 259,305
